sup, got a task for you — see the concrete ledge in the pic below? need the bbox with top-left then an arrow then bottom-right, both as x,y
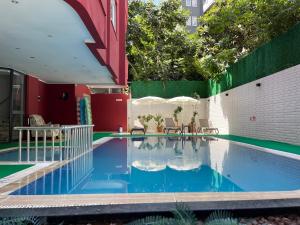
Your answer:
0,191 -> 300,216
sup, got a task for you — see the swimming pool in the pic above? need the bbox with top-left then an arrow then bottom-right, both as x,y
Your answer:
10,136 -> 300,195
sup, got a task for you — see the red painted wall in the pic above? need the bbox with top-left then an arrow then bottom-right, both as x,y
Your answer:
26,76 -> 128,129
65,0 -> 128,86
91,93 -> 128,132
26,77 -> 92,125
46,84 -> 77,125
25,76 -> 48,124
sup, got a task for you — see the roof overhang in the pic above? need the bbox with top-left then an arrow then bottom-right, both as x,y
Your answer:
0,0 -> 115,84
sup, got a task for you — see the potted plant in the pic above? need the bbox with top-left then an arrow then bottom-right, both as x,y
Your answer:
189,111 -> 198,133
153,114 -> 164,133
173,106 -> 183,126
138,114 -> 153,132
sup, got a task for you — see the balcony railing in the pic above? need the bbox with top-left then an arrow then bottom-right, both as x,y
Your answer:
14,125 -> 94,163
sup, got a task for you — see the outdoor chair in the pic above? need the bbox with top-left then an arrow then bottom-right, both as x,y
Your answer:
197,119 -> 219,134
29,114 -> 60,139
164,118 -> 181,134
130,119 -> 146,135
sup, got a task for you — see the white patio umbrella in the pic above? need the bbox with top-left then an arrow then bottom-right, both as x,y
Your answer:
132,160 -> 166,172
132,96 -> 166,105
167,143 -> 202,171
168,157 -> 201,171
167,96 -> 199,126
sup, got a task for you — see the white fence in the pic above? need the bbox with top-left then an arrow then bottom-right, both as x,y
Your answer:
14,125 -> 94,163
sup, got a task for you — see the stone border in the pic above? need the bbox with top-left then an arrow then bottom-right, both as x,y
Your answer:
0,191 -> 300,216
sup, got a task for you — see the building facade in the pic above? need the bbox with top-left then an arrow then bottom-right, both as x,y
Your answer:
182,0 -> 203,33
182,0 -> 214,33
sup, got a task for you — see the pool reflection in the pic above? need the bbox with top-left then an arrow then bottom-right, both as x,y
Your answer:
12,137 -> 242,195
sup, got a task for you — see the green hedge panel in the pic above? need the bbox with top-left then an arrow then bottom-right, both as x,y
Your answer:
208,23 -> 300,97
131,80 -> 208,98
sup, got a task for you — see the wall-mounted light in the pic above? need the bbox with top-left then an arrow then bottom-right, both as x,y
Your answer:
225,93 -> 229,96
256,83 -> 261,87
61,92 -> 69,101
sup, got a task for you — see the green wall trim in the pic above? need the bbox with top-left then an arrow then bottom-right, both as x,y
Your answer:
131,23 -> 300,98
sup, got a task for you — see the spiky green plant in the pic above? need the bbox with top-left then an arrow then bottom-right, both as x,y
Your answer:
126,203 -> 197,225
205,211 -> 238,225
0,216 -> 46,225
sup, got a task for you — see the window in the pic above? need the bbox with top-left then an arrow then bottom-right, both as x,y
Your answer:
186,16 -> 191,26
111,0 -> 116,30
192,0 -> 197,7
192,16 -> 197,26
186,0 -> 191,6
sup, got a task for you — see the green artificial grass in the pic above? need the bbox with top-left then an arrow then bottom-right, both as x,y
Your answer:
0,165 -> 33,179
0,142 -> 18,150
93,132 -> 113,141
214,135 -> 300,155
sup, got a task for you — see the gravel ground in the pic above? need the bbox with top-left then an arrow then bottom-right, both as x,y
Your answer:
54,214 -> 300,225
239,214 -> 300,225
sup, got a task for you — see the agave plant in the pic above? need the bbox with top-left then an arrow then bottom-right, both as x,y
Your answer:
0,216 -> 46,225
127,203 -> 197,225
205,211 -> 238,225
127,204 -> 239,225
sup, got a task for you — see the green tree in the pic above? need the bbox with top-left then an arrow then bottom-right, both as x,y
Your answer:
196,0 -> 300,79
127,0 -> 202,81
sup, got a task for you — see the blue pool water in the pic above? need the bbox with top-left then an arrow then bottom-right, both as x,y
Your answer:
10,136 -> 300,195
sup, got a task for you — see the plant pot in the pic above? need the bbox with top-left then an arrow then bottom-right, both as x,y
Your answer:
157,126 -> 163,133
188,123 -> 196,133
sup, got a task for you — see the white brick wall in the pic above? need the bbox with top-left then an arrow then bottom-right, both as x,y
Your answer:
207,64 -> 300,145
128,99 -> 207,132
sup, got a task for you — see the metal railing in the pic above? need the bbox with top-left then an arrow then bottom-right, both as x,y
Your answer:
14,125 -> 94,162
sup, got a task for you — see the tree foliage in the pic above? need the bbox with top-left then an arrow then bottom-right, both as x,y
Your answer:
196,0 -> 300,79
127,0 -> 202,81
127,0 -> 300,81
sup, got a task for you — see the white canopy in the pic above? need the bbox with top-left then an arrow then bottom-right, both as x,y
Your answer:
167,96 -> 199,104
132,96 -> 166,105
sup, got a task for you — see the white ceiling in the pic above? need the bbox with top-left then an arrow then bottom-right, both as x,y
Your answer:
0,0 -> 115,84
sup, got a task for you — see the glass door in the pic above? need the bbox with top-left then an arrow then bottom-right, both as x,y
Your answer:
0,69 -> 11,142
10,70 -> 25,141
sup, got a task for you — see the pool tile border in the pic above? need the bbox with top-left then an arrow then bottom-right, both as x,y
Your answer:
0,191 -> 300,216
